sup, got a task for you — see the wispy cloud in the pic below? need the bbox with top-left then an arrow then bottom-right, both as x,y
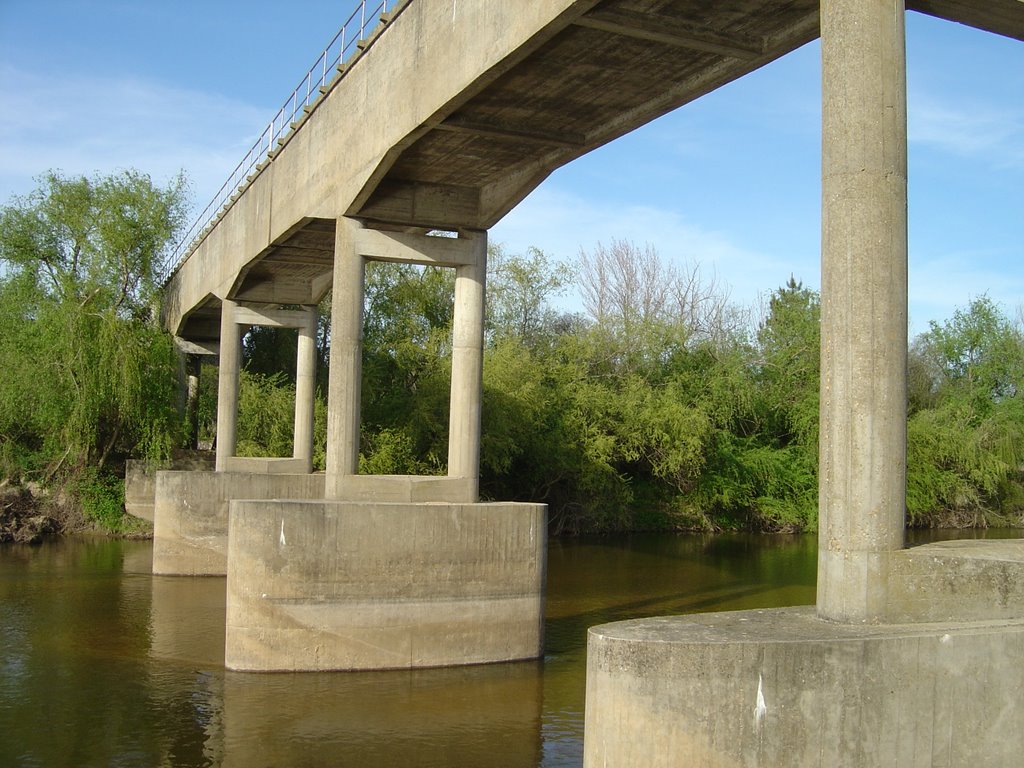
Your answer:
491,185 -> 803,313
909,94 -> 1024,169
0,64 -> 267,216
909,248 -> 1024,334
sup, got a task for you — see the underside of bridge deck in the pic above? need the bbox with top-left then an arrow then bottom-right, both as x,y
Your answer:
351,0 -> 1023,234
167,0 -> 1023,343
353,0 -> 820,232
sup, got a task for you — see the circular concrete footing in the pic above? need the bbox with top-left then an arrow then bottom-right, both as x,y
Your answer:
585,607 -> 1024,767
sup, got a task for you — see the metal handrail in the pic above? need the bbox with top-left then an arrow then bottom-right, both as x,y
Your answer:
160,0 -> 396,283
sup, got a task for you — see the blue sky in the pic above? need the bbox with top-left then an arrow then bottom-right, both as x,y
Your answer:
1,1 -> 1021,336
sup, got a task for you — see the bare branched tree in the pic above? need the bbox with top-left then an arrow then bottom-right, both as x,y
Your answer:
577,239 -> 741,353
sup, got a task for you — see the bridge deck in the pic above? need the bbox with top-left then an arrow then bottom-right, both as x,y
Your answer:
163,0 -> 1024,342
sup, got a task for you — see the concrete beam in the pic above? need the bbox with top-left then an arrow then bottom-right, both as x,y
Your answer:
448,232 -> 487,489
174,337 -> 220,356
293,304 -> 317,470
326,219 -> 486,500
352,227 -> 481,267
326,217 -> 366,490
575,7 -> 764,59
907,0 -> 1024,42
436,116 -> 586,148
357,179 -> 480,230
232,305 -> 315,329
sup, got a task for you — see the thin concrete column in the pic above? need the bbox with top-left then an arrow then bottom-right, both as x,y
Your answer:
185,355 -> 201,450
215,299 -> 243,472
448,232 -> 487,498
818,0 -> 908,622
325,217 -> 366,498
293,305 -> 318,472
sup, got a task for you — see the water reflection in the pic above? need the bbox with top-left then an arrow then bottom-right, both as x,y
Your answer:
219,664 -> 543,767
10,530 -> 1013,766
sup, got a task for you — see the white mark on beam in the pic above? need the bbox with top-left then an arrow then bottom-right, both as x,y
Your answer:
754,673 -> 767,729
279,519 -> 286,547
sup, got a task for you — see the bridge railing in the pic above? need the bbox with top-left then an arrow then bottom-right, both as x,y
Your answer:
161,0 -> 398,283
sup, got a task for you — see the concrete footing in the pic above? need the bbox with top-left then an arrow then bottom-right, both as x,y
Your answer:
152,471 -> 325,575
125,452 -> 215,522
224,499 -> 547,671
586,607 -> 1024,767
584,540 -> 1024,767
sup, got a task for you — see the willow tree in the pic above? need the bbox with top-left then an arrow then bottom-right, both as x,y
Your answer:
0,170 -> 189,487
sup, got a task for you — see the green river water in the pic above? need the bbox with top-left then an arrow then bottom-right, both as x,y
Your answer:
1,529 -> 1015,767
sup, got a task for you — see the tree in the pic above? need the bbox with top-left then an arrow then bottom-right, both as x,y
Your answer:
1,170 -> 187,314
487,244 -> 572,347
906,297 -> 1024,526
358,261 -> 455,473
0,170 -> 189,521
577,239 -> 736,376
913,296 -> 1024,412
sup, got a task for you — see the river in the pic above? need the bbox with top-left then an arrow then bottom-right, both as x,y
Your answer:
0,529 -> 1015,767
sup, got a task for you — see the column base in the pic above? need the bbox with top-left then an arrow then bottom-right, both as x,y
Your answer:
585,606 -> 1024,767
152,471 -> 325,575
225,499 -> 547,671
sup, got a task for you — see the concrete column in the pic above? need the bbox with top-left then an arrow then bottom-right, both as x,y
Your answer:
215,299 -> 243,472
185,355 -> 201,450
818,0 -> 908,622
293,305 -> 318,472
326,218 -> 366,498
448,232 -> 486,499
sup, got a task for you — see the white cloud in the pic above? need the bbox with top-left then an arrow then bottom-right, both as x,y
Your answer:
908,94 -> 1024,169
490,184 -> 804,314
909,249 -> 1024,334
0,64 -> 268,217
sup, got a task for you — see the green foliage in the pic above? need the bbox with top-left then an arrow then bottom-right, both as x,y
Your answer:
360,261 -> 454,473
206,234 -> 1023,535
359,427 -> 433,475
905,298 -> 1024,527
488,244 -> 572,347
0,170 -> 188,531
0,170 -> 187,314
235,371 -> 299,459
74,467 -> 128,531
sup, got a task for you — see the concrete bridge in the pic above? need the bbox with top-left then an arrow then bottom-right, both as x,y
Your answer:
151,0 -> 1024,764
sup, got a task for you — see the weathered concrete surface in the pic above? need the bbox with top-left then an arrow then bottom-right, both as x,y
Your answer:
585,606 -> 1024,768
125,452 -> 214,522
152,471 -> 325,575
329,475 -> 478,503
818,0 -> 908,623
887,539 -> 1024,622
224,499 -> 546,671
217,457 -> 311,474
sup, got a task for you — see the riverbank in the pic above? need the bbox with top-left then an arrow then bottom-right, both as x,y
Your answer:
2,476 -> 1019,543
0,482 -> 93,543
